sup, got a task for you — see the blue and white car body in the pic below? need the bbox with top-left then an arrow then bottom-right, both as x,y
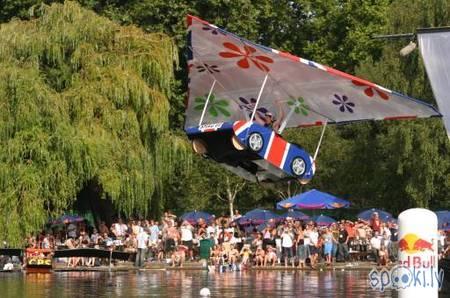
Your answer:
185,121 -> 315,184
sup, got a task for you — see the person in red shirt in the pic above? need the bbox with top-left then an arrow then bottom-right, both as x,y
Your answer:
345,221 -> 356,250
370,213 -> 381,233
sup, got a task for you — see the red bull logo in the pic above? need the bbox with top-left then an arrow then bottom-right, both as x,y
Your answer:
398,233 -> 433,254
398,233 -> 437,269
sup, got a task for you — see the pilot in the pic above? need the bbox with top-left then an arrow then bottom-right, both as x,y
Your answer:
264,112 -> 275,127
254,101 -> 285,132
259,111 -> 282,132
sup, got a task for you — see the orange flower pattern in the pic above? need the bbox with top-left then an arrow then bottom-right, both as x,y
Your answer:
352,80 -> 389,100
219,42 -> 274,72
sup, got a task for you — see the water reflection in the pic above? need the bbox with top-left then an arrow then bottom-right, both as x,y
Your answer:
0,270 -> 398,297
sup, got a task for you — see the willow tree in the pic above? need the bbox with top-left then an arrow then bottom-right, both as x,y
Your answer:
0,2 -> 188,245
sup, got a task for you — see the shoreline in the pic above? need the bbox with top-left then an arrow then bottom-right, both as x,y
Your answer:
1,261 -> 390,273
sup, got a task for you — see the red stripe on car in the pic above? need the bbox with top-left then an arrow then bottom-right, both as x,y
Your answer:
233,121 -> 246,132
267,135 -> 287,167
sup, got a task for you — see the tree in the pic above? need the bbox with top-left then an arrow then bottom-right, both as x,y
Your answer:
351,0 -> 450,212
215,176 -> 246,218
0,2 -> 188,245
2,0 -> 448,220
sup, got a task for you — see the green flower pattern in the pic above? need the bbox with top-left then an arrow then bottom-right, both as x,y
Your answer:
194,94 -> 231,117
287,97 -> 309,116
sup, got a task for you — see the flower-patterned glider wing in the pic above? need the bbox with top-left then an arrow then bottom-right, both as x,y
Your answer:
185,15 -> 441,130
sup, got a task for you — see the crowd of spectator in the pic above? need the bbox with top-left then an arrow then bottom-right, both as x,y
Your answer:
18,210 -> 450,270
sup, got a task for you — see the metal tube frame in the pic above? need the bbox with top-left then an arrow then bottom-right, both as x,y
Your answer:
198,79 -> 217,126
313,121 -> 328,161
250,74 -> 269,122
277,100 -> 296,134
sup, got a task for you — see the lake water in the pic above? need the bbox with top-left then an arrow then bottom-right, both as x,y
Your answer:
0,269 -> 399,297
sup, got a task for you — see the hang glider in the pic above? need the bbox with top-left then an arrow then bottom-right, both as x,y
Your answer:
185,15 -> 440,130
184,15 -> 441,184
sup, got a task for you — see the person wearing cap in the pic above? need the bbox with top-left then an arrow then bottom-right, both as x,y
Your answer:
254,100 -> 285,132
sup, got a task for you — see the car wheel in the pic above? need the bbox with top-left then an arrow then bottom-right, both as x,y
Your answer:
192,139 -> 207,155
291,157 -> 306,176
247,132 -> 264,152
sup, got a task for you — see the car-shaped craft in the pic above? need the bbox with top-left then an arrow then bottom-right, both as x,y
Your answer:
185,121 -> 315,184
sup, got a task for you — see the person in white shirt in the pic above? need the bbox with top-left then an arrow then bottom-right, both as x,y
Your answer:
308,226 -> 319,268
370,231 -> 382,265
180,221 -> 194,260
206,223 -> 216,238
121,220 -> 128,235
112,219 -> 127,238
281,229 -> 294,268
135,230 -> 149,267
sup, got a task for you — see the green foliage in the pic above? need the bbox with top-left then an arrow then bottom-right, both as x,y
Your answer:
1,0 -> 448,231
352,0 -> 450,212
0,0 -> 42,22
0,2 -> 189,245
95,0 -> 449,214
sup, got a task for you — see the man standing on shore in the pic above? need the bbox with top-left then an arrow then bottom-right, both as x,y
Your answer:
281,228 -> 294,268
135,228 -> 149,267
180,221 -> 194,261
336,223 -> 349,262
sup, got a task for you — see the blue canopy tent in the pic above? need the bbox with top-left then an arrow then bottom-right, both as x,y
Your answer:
180,211 -> 213,224
276,189 -> 350,210
357,208 -> 393,222
244,225 -> 256,233
237,215 -> 251,225
435,210 -> 450,231
281,210 -> 310,221
241,209 -> 280,225
312,215 -> 337,226
256,222 -> 277,232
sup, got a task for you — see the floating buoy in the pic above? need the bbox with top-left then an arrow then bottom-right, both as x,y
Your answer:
200,288 -> 211,296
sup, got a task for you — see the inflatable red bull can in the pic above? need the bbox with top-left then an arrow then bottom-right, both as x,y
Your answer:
398,208 -> 440,297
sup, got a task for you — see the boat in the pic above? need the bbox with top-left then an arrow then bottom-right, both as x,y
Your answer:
0,248 -> 23,272
53,248 -> 134,261
24,248 -> 53,273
